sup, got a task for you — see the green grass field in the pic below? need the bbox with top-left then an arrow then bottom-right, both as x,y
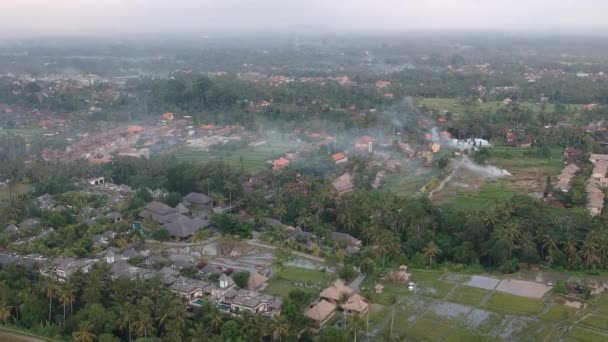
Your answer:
175,139 -> 297,172
368,282 -> 412,306
263,266 -> 332,298
446,286 -> 491,306
416,279 -> 457,299
539,304 -> 578,322
488,146 -> 564,175
417,97 -> 583,115
567,326 -> 608,342
579,314 -> 608,331
483,292 -> 544,315
444,181 -> 516,211
407,318 -> 452,341
593,294 -> 608,315
445,329 -> 500,342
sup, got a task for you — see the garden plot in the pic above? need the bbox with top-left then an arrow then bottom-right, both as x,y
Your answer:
463,308 -> 505,335
497,316 -> 556,342
407,318 -> 452,341
579,314 -> 608,331
447,285 -> 491,306
416,280 -> 456,299
495,279 -> 552,299
391,297 -> 435,330
442,274 -> 471,283
467,275 -> 500,290
567,326 -> 608,342
422,301 -> 473,325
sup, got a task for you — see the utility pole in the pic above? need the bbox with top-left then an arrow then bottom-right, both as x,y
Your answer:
390,307 -> 395,336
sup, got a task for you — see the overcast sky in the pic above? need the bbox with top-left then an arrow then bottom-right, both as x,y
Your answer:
2,0 -> 608,37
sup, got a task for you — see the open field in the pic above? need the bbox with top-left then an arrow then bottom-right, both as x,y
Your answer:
435,145 -> 563,207
417,97 -> 584,115
174,139 -> 297,172
358,269 -> 608,341
484,292 -> 545,315
262,266 -> 332,298
446,285 -> 491,306
539,304 -> 578,322
567,326 -> 608,342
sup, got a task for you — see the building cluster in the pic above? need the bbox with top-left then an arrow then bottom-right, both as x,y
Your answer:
138,192 -> 213,239
305,280 -> 369,329
588,154 -> 608,216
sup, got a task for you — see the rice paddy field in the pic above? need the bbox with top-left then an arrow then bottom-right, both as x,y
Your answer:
174,138 -> 298,172
363,270 -> 608,341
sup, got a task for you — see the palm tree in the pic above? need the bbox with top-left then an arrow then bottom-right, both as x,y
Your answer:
73,320 -> 96,342
118,303 -> 136,342
43,279 -> 55,323
58,283 -> 75,325
580,234 -> 600,268
270,316 -> 289,342
134,310 -> 154,339
0,302 -> 12,324
225,181 -> 236,208
274,202 -> 287,222
423,241 -> 441,268
188,323 -> 210,342
562,238 -> 578,267
208,308 -> 224,333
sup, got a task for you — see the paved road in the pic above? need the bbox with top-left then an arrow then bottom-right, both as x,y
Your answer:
246,239 -> 326,263
349,269 -> 365,292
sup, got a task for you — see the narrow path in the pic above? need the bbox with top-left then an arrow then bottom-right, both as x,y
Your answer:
428,156 -> 468,199
246,239 -> 326,263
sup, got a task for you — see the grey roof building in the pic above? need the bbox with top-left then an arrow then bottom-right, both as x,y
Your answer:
139,201 -> 180,224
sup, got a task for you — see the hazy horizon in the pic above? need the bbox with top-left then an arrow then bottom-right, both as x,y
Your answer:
2,0 -> 608,38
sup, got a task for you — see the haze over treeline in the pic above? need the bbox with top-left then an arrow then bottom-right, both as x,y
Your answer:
2,0 -> 608,38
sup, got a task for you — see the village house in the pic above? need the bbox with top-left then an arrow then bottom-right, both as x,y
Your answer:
170,276 -> 213,302
332,173 -> 354,196
328,232 -> 362,249
139,201 -> 181,224
354,136 -> 375,153
305,300 -> 337,327
55,258 -> 97,282
183,192 -> 213,211
109,261 -> 154,281
564,147 -> 584,164
220,288 -> 282,316
272,157 -> 290,171
162,215 -> 211,239
331,152 -> 348,164
18,218 -> 41,230
319,279 -> 353,303
92,230 -> 116,247
247,272 -> 268,291
556,164 -> 580,193
106,212 -> 122,223
341,293 -> 369,317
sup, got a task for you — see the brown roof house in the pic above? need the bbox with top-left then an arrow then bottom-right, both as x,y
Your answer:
342,293 -> 369,317
320,279 -> 353,303
247,272 -> 268,291
556,164 -> 580,193
305,300 -> 337,327
332,173 -> 354,196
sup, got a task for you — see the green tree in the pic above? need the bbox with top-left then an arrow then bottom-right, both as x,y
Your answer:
232,271 -> 250,289
422,241 -> 441,268
74,320 -> 96,342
